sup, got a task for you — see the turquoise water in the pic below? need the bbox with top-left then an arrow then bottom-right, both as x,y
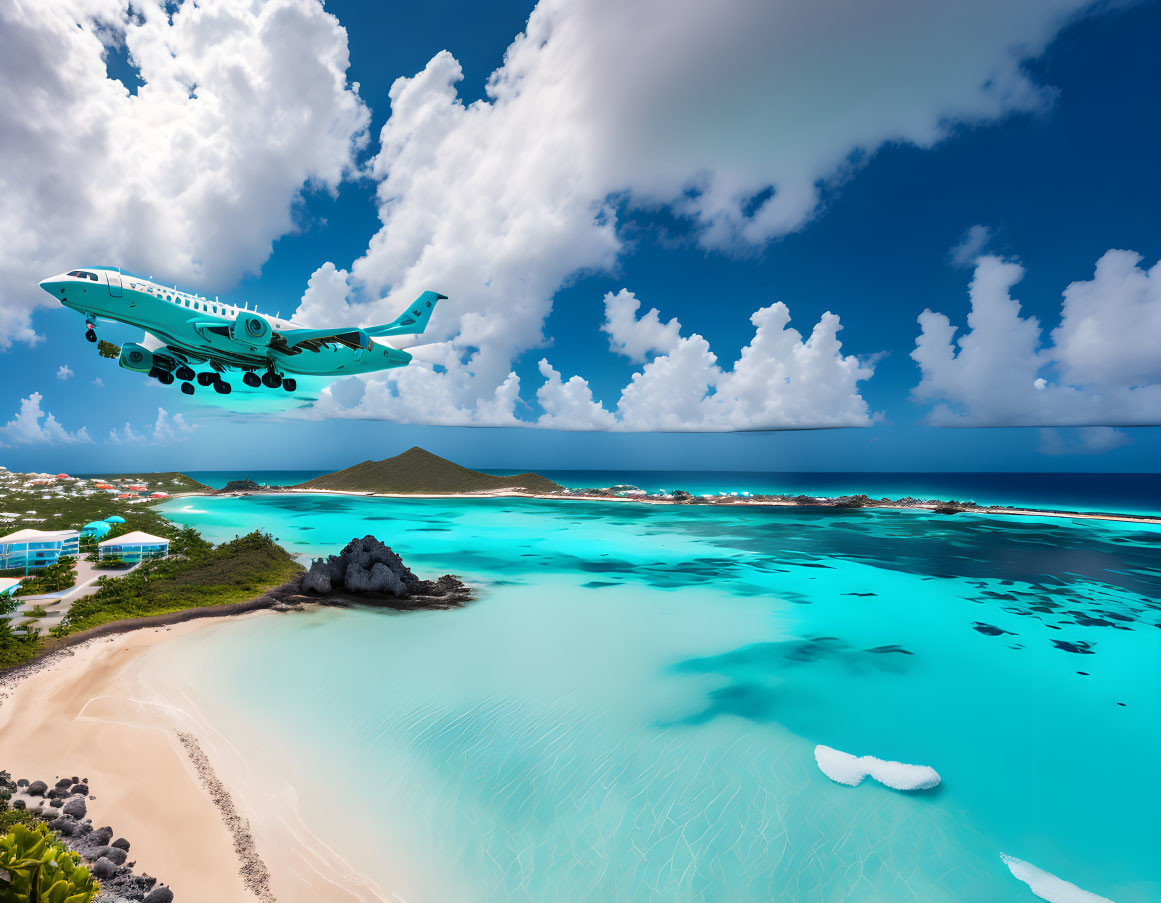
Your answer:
156,494 -> 1161,902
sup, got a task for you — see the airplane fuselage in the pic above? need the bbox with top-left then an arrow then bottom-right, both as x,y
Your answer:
39,266 -> 414,377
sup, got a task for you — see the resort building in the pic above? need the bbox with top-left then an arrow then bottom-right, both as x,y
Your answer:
97,531 -> 170,563
0,528 -> 81,571
0,577 -> 22,599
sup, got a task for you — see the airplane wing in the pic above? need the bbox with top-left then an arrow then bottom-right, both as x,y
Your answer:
270,327 -> 371,354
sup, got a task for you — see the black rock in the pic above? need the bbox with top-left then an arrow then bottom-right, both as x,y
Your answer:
93,857 -> 119,879
144,886 -> 174,903
12,799 -> 25,810
91,826 -> 114,845
78,822 -> 93,834
70,783 -> 88,795
26,780 -> 47,796
62,797 -> 87,818
16,779 -> 28,788
112,836 -> 131,852
49,815 -> 78,836
99,846 -> 128,866
55,778 -> 73,789
49,798 -> 64,808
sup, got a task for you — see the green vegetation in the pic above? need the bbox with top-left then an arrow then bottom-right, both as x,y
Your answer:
60,531 -> 302,634
96,338 -> 119,359
296,446 -> 564,495
0,487 -> 302,670
0,822 -> 99,902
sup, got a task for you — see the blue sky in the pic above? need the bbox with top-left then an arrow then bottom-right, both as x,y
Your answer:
0,0 -> 1158,473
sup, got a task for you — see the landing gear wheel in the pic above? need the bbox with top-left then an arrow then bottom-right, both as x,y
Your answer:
176,365 -> 195,381
242,371 -> 261,388
282,378 -> 297,392
85,329 -> 97,343
196,372 -> 216,387
148,367 -> 163,380
158,371 -> 174,385
213,379 -> 231,395
261,371 -> 282,389
180,382 -> 194,395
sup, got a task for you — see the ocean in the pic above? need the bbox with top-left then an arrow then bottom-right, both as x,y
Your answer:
183,469 -> 1161,516
150,492 -> 1161,902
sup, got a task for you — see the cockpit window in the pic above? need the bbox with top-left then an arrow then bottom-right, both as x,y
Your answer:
72,271 -> 99,281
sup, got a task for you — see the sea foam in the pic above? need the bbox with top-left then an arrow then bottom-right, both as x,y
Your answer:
1001,854 -> 1115,903
814,745 -> 941,791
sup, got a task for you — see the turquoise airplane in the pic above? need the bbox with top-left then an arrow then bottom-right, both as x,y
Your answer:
39,267 -> 445,395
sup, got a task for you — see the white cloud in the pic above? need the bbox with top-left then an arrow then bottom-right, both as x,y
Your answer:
109,407 -> 196,444
609,296 -> 875,431
305,290 -> 875,431
1037,427 -> 1131,456
912,250 -> 1161,426
0,0 -> 369,346
0,393 -> 91,446
92,377 -> 104,388
56,364 -> 74,381
601,289 -> 682,362
950,225 -> 994,267
535,360 -> 617,430
295,0 -> 1097,427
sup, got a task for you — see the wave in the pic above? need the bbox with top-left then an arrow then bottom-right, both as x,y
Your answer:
1001,854 -> 1114,903
814,745 -> 941,791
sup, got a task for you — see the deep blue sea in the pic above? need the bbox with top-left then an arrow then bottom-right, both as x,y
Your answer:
183,469 -> 1161,516
151,492 -> 1161,902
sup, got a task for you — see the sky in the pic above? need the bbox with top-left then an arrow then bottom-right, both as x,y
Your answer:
0,0 -> 1159,473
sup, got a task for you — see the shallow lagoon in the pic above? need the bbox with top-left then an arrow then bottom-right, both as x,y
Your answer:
156,494 -> 1161,901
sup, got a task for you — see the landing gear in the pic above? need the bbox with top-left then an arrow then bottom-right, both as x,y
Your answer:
242,371 -> 261,388
158,371 -> 174,385
176,365 -> 195,382
212,378 -> 232,395
261,371 -> 282,389
196,372 -> 216,387
282,378 -> 297,392
85,329 -> 97,343
180,382 -> 194,395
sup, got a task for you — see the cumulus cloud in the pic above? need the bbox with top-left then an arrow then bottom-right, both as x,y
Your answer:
608,294 -> 875,431
109,407 -> 195,444
949,225 -> 995,267
0,393 -> 91,446
56,364 -> 74,381
601,289 -> 682,362
292,0 -> 1097,428
306,290 -> 875,431
0,0 -> 369,346
912,250 -> 1161,426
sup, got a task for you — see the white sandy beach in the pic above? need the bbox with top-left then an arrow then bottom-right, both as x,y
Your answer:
0,616 -> 392,903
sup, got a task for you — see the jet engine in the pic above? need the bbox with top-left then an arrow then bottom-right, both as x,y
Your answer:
118,342 -> 153,372
229,312 -> 272,348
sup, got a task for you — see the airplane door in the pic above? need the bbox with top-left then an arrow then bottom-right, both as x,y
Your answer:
105,270 -> 123,297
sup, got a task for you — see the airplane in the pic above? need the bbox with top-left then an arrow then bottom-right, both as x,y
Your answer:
38,266 -> 445,395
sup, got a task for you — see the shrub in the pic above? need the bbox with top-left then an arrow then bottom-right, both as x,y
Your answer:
0,821 -> 100,902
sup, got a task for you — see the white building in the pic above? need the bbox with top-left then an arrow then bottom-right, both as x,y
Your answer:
98,531 -> 170,563
0,528 -> 81,571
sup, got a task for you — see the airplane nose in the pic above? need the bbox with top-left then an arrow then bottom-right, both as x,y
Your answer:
39,277 -> 66,298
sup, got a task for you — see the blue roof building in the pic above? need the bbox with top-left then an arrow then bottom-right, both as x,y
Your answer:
82,520 -> 111,538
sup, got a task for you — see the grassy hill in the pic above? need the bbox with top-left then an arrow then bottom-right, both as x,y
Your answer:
294,447 -> 563,495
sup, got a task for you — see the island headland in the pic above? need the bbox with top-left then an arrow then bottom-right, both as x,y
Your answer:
200,446 -> 1161,525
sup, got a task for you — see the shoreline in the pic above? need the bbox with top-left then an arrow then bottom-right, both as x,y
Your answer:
0,611 -> 390,903
168,486 -> 1161,526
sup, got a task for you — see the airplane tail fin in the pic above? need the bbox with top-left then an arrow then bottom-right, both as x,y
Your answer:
364,290 -> 446,338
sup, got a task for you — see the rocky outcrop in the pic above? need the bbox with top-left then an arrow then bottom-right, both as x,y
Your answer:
296,536 -> 472,609
6,776 -> 172,902
219,478 -> 261,493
